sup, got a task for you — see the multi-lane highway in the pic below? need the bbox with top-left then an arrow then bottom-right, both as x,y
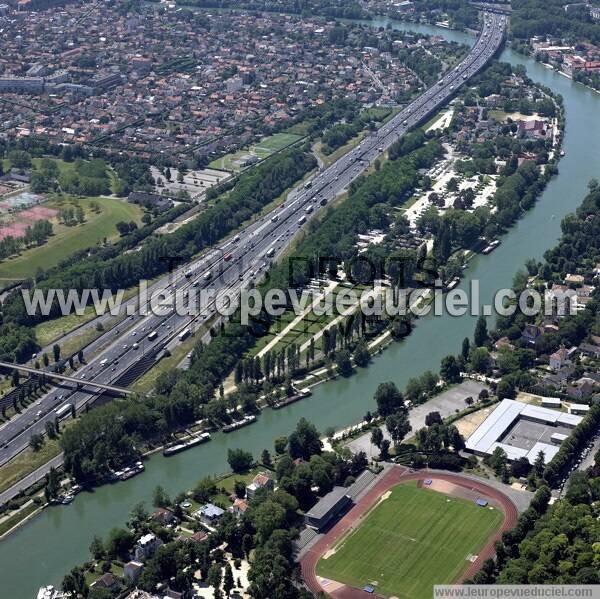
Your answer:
0,12 -> 506,489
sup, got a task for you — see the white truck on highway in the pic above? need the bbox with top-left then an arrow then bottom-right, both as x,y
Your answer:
55,403 -> 73,420
148,331 -> 158,341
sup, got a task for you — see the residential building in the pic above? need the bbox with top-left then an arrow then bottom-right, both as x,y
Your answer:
193,503 -> 224,525
245,472 -> 274,499
134,533 -> 163,561
123,561 -> 144,585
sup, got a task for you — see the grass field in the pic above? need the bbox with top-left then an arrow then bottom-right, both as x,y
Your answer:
0,196 -> 143,281
209,132 -> 302,172
316,482 -> 503,599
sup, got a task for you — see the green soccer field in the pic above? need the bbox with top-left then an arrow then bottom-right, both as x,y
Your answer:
316,482 -> 503,599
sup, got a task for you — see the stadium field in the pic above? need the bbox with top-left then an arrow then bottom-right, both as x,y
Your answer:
315,481 -> 503,599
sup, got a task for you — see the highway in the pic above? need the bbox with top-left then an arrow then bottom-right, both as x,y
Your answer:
0,12 -> 506,494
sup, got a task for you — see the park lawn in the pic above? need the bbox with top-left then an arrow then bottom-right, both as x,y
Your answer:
30,157 -> 77,177
253,132 -> 302,152
0,196 -> 143,281
316,481 -> 503,599
209,132 -> 302,172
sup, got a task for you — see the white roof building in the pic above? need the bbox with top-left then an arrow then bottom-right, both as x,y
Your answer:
465,399 -> 582,464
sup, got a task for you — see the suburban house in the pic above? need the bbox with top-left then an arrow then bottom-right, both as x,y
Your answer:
194,503 -> 224,525
565,273 -> 585,285
134,533 -> 163,561
189,530 -> 209,544
549,346 -> 575,371
89,573 -> 119,594
567,377 -> 596,400
229,497 -> 249,518
123,561 -> 144,585
152,507 -> 177,526
522,324 -> 542,344
245,472 -> 274,499
579,342 -> 600,359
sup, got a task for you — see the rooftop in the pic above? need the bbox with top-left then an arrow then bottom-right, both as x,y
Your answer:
306,486 -> 350,520
466,399 -> 582,464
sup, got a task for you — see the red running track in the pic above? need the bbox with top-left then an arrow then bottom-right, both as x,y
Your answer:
300,466 -> 519,597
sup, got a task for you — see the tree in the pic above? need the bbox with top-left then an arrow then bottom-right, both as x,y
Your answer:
129,501 -> 148,528
511,457 -> 531,479
374,382 -> 405,417
353,340 -> 370,367
62,566 -> 88,597
223,563 -> 234,596
461,337 -> 470,361
470,347 -> 490,373
371,427 -> 384,449
425,411 -> 442,426
261,449 -> 272,467
194,476 -> 218,503
474,316 -> 488,347
207,563 -> 222,594
335,349 -> 353,376
488,446 -> 507,476
29,433 -> 44,451
227,448 -> 254,473
233,480 -> 246,499
379,439 -> 391,460
105,527 -> 134,561
248,547 -> 297,599
153,485 -> 171,508
44,467 -> 60,501
45,419 -> 58,439
496,378 -> 516,400
89,535 -> 105,561
385,411 -> 411,447
52,343 -> 61,363
288,418 -> 322,460
440,355 -> 461,384
274,436 -> 287,455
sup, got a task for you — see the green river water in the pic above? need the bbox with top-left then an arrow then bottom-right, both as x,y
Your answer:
2,19 -> 600,598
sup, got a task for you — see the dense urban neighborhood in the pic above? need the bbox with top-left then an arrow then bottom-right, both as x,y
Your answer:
0,1 -> 599,599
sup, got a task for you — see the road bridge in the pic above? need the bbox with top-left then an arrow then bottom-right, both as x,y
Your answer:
0,362 -> 132,396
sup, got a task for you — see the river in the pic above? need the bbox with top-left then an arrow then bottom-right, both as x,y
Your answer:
2,18 -> 600,599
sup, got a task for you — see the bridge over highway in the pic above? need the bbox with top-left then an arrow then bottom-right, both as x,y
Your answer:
0,362 -> 132,396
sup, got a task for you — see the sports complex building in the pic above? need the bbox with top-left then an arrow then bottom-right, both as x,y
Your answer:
465,399 -> 582,464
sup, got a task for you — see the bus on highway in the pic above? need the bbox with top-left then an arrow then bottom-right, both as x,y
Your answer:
55,403 -> 73,420
203,270 -> 212,281
148,331 -> 158,341
178,328 -> 191,342
266,247 -> 275,258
